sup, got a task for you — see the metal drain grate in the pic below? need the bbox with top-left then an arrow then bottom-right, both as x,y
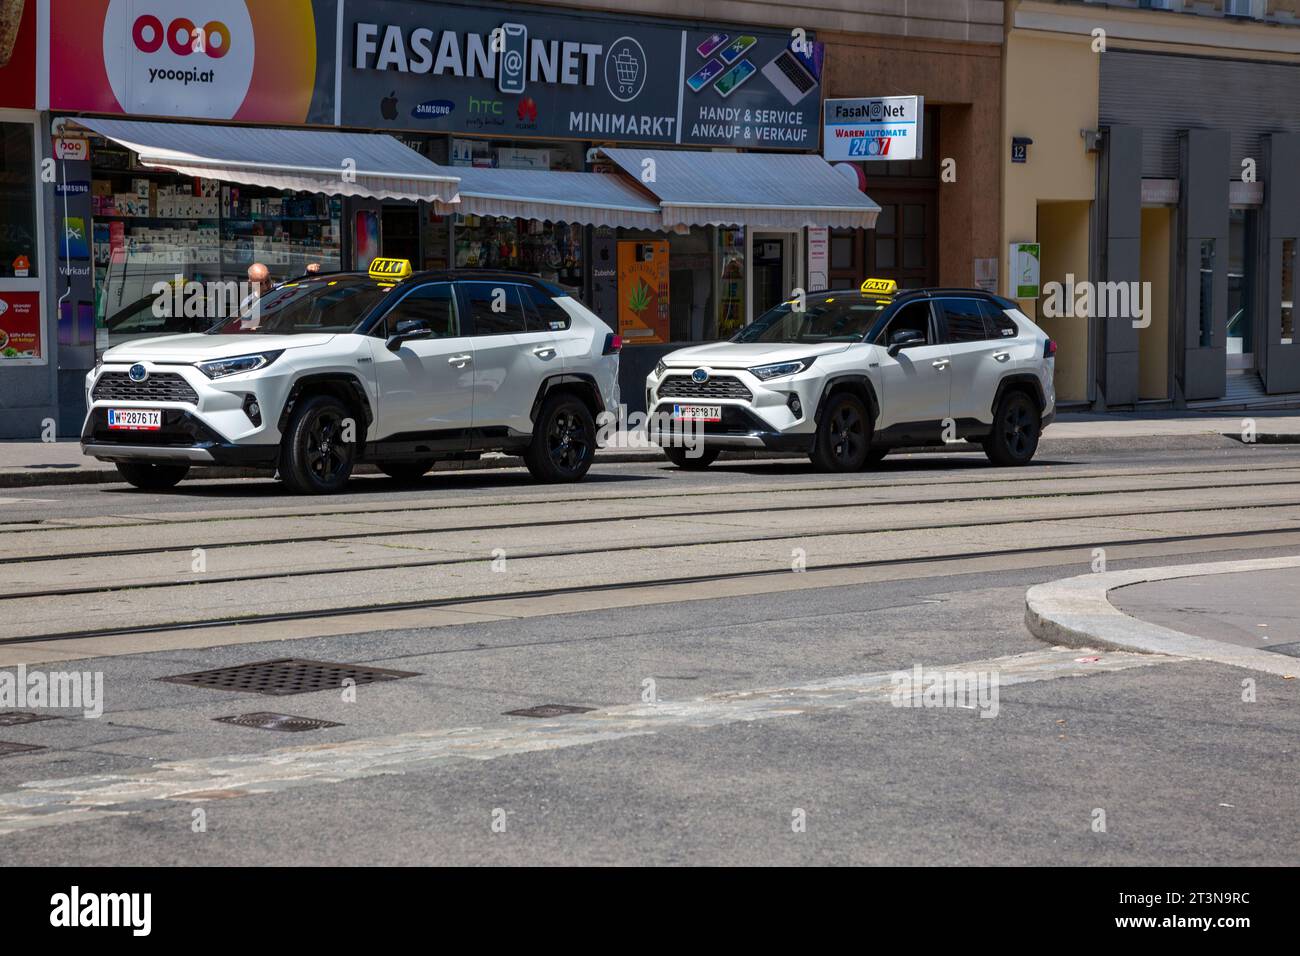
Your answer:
0,741 -> 47,758
214,712 -> 343,732
0,712 -> 59,726
504,704 -> 596,719
159,658 -> 418,696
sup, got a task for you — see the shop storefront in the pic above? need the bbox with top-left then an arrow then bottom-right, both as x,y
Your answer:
24,0 -> 882,436
0,0 -> 48,439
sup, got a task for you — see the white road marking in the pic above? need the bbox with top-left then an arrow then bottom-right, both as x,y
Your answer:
0,647 -> 1172,836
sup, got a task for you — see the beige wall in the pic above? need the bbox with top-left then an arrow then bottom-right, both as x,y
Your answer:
1138,206 -> 1173,400
1037,201 -> 1091,402
1002,23 -> 1100,402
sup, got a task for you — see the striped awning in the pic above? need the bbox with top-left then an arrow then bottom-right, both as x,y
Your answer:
72,118 -> 461,204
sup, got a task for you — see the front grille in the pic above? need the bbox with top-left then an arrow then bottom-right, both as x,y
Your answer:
658,374 -> 753,402
93,371 -> 199,404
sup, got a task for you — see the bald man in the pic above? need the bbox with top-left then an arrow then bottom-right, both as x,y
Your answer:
305,262 -> 322,275
240,263 -> 273,328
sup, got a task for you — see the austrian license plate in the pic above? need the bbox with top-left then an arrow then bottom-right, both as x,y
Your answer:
107,408 -> 162,431
672,404 -> 722,422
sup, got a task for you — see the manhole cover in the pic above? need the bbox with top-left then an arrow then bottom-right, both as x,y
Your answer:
0,712 -> 58,727
504,704 -> 596,719
159,658 -> 418,696
214,712 -> 343,732
0,741 -> 46,758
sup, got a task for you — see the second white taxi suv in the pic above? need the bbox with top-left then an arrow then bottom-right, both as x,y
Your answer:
646,279 -> 1056,471
83,260 -> 620,493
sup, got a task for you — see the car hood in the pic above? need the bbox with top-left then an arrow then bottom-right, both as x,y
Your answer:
660,341 -> 852,369
102,333 -> 339,363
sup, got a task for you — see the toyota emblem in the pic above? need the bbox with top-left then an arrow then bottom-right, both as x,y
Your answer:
691,368 -> 709,384
128,364 -> 148,383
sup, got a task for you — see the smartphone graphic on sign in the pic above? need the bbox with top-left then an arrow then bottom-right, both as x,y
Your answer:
498,23 -> 527,95
687,59 -> 725,93
714,60 -> 756,98
696,33 -> 729,58
719,36 -> 756,64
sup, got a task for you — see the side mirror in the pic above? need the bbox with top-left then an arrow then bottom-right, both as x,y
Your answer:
386,320 -> 433,351
886,328 -> 926,357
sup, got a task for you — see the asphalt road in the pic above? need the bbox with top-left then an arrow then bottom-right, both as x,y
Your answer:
0,443 -> 1297,865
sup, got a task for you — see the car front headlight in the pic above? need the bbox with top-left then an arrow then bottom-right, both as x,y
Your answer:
748,357 -> 815,381
654,358 -> 668,378
196,351 -> 283,379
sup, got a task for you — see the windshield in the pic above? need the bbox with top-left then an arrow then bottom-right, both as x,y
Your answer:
732,292 -> 890,344
207,275 -> 387,335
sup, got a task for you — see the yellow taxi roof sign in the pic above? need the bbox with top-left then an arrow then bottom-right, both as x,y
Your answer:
860,277 -> 898,296
368,258 -> 413,281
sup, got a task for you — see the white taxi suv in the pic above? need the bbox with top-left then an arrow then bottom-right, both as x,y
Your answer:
83,259 -> 621,493
646,279 -> 1056,471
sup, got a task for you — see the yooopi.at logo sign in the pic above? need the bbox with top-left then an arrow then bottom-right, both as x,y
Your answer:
132,14 -> 231,58
102,0 -> 255,119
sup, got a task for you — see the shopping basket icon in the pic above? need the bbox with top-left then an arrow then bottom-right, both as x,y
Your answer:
613,50 -> 640,86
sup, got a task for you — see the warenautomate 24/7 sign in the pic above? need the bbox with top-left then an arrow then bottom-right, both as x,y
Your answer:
343,0 -> 825,148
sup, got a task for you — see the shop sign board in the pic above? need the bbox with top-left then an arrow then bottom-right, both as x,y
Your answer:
49,0 -> 338,124
617,241 -> 670,344
0,290 -> 42,362
343,0 -> 825,148
1009,242 -> 1041,300
823,96 -> 923,162
0,0 -> 37,109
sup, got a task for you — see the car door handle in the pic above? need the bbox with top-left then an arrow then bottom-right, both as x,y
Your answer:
932,359 -> 950,370
448,354 -> 472,368
993,351 -> 1011,362
533,346 -> 556,359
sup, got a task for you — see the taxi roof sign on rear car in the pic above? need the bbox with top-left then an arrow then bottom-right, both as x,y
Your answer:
368,258 -> 413,282
860,277 -> 898,296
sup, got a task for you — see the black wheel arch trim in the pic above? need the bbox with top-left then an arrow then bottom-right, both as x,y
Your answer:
530,373 -> 605,425
991,373 -> 1047,418
813,375 -> 880,427
278,373 -> 375,439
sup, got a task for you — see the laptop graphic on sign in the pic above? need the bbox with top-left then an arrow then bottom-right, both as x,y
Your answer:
762,49 -> 818,105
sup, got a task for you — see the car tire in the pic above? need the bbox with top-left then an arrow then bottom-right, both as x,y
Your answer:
982,390 -> 1041,467
378,460 -> 434,483
278,394 -> 356,494
663,446 -> 721,470
810,392 -> 871,472
523,391 -> 596,483
115,461 -> 189,491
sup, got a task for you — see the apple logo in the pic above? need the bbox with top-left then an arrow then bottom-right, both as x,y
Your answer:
381,92 -> 398,121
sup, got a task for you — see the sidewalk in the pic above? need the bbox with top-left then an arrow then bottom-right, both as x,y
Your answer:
2,410 -> 1297,488
1025,555 -> 1300,678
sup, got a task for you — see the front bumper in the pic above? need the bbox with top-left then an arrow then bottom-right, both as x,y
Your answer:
645,366 -> 819,452
647,402 -> 813,452
80,407 -> 280,468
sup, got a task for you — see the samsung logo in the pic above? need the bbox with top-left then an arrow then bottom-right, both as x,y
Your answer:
412,99 -> 455,119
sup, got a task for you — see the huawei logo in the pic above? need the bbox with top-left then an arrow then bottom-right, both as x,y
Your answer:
517,97 -> 538,123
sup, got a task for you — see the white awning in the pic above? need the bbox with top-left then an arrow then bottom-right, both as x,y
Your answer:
442,166 -> 662,228
72,118 -> 460,204
598,148 -> 880,230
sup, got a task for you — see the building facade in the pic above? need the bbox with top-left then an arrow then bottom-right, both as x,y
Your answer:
1003,0 -> 1300,408
2,0 -> 1004,438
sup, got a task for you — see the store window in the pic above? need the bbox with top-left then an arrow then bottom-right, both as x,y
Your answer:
716,228 -> 745,339
453,216 -> 584,290
0,122 -> 37,278
90,136 -> 343,349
